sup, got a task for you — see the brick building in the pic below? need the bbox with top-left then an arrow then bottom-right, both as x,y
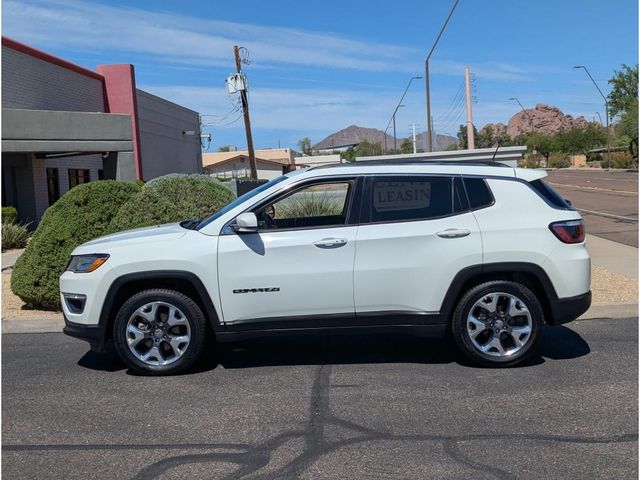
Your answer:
1,37 -> 203,225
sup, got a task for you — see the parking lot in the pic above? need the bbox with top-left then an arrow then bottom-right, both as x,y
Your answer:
3,317 -> 637,479
546,169 -> 638,247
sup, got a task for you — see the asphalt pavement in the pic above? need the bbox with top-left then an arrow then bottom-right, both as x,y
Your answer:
2,317 -> 638,479
546,169 -> 638,247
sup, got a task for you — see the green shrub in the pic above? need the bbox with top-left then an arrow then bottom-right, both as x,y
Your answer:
110,174 -> 235,231
608,152 -> 637,169
548,155 -> 571,168
2,221 -> 29,251
2,206 -> 18,224
11,181 -> 140,310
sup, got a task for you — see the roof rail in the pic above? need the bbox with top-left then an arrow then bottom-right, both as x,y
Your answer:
311,159 -> 511,170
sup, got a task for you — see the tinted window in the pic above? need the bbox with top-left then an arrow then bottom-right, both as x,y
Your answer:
369,176 -> 459,223
463,177 -> 493,209
529,179 -> 572,209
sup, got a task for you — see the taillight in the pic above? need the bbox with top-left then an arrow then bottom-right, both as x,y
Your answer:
549,220 -> 585,244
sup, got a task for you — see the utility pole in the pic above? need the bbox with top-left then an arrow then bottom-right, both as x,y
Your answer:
574,65 -> 611,169
464,67 -> 475,150
234,45 -> 257,179
425,0 -> 459,152
410,122 -> 418,153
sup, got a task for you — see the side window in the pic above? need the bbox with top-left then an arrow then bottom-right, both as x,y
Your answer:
463,177 -> 493,209
369,176 -> 460,223
256,181 -> 352,230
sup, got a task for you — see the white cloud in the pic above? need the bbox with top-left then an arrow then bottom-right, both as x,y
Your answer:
2,0 -> 419,72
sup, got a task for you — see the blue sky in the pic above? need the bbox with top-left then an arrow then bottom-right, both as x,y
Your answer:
3,0 -> 638,150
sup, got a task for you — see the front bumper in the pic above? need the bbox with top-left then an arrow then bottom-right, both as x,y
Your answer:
63,315 -> 107,352
549,290 -> 592,325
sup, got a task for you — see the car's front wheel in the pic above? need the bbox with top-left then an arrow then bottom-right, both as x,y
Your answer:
451,281 -> 544,367
113,289 -> 208,375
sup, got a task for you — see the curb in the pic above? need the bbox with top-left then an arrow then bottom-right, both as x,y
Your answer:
577,303 -> 638,321
2,317 -> 64,334
2,304 -> 638,334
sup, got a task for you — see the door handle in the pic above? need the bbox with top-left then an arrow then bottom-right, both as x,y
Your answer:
436,228 -> 471,239
314,238 -> 348,248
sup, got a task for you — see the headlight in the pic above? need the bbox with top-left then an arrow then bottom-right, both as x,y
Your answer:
66,254 -> 110,273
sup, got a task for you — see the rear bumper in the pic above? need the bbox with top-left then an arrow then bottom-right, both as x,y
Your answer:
63,315 -> 107,352
549,291 -> 591,325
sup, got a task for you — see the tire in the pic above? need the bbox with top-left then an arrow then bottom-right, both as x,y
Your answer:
113,289 -> 208,375
451,281 -> 544,367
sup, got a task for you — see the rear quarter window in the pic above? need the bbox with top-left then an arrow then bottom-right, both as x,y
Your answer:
529,179 -> 573,209
463,177 -> 494,209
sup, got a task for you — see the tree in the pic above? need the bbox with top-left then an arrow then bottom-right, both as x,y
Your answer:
527,133 -> 558,162
456,124 -> 478,149
555,123 -> 606,156
608,64 -> 638,118
400,138 -> 413,154
218,145 -> 233,152
354,140 -> 383,157
298,137 -> 312,155
608,64 -> 639,158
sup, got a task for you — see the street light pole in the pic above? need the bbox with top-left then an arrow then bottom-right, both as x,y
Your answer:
510,96 -> 537,165
574,65 -> 611,169
509,97 -> 534,134
425,0 -> 460,152
384,76 -> 422,153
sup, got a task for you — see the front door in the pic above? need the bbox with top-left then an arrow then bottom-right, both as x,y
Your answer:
217,178 -> 359,325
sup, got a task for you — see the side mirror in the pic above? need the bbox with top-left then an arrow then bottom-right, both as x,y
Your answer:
564,198 -> 572,206
233,212 -> 258,233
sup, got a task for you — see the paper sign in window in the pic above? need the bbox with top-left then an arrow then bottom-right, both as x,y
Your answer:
373,181 -> 431,211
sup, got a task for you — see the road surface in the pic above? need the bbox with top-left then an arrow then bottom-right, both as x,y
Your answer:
2,318 -> 638,479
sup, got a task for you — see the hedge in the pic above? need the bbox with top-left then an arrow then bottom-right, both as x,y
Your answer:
109,174 -> 235,232
2,206 -> 18,224
11,181 -> 141,310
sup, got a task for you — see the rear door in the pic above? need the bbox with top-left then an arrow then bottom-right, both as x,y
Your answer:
353,174 -> 482,319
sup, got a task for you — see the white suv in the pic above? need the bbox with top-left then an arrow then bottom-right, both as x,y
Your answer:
60,162 -> 591,374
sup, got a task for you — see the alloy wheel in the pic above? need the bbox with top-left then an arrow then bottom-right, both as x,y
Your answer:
125,301 -> 191,366
466,292 -> 533,357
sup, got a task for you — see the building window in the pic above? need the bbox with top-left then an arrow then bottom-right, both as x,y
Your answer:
46,168 -> 60,206
68,169 -> 90,189
98,169 -> 104,180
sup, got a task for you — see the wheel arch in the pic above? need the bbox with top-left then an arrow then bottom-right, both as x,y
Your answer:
440,263 -> 559,325
100,271 -> 222,342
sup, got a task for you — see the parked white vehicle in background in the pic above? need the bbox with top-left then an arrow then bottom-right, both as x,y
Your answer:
60,161 -> 591,374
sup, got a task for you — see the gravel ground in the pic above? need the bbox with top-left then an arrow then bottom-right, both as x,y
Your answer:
1,272 -> 61,319
2,263 -> 637,320
591,265 -> 638,304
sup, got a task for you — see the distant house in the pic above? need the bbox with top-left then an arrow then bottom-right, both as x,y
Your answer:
294,154 -> 343,167
203,154 -> 287,180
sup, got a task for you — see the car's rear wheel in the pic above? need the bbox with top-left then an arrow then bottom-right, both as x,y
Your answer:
451,281 -> 544,367
113,289 -> 208,375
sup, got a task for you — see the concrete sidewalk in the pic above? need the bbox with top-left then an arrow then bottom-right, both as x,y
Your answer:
586,234 -> 638,280
1,248 -> 24,271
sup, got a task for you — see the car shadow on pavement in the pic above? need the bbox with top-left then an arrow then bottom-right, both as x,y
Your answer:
76,324 -> 590,374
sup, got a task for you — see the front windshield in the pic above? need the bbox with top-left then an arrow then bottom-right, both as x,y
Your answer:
196,176 -> 289,230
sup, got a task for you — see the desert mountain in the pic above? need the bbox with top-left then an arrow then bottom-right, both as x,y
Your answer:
503,104 -> 588,138
312,124 -> 458,152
